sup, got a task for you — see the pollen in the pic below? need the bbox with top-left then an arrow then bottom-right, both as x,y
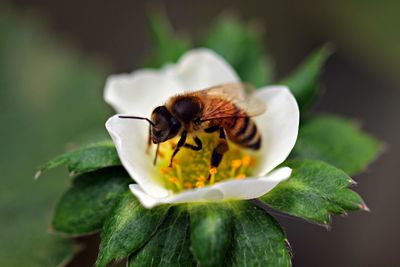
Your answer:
195,180 -> 205,188
154,133 -> 258,193
236,174 -> 246,180
160,167 -> 170,175
209,167 -> 218,175
231,159 -> 242,169
184,182 -> 193,189
242,155 -> 252,167
168,177 -> 179,185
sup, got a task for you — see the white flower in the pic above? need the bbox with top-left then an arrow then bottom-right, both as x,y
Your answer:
105,48 -> 299,208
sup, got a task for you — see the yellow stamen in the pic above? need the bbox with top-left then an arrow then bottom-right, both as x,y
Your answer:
242,155 -> 252,167
196,180 -> 205,188
155,133 -> 258,192
168,177 -> 179,184
160,167 -> 170,175
175,164 -> 182,181
184,182 -> 193,189
230,159 -> 242,177
209,167 -> 218,175
231,159 -> 242,169
236,174 -> 246,180
168,177 -> 182,190
209,168 -> 217,184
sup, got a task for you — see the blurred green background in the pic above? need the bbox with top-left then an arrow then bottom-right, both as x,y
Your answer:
0,0 -> 399,266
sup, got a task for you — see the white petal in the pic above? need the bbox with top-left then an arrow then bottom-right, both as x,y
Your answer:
104,49 -> 239,115
106,115 -> 169,198
174,48 -> 240,91
104,70 -> 183,115
130,167 -> 291,208
253,86 -> 300,176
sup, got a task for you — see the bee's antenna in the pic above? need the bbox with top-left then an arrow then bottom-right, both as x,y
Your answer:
118,115 -> 155,127
153,143 -> 160,166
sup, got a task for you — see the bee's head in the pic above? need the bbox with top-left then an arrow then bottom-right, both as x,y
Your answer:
151,106 -> 181,143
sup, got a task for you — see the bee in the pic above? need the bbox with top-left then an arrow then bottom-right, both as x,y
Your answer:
119,83 -> 266,179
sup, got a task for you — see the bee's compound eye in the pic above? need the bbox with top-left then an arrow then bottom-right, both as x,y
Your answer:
152,128 -> 162,136
169,118 -> 181,136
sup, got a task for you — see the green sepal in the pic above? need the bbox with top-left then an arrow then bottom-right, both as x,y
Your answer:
261,160 -> 367,225
202,14 -> 274,87
36,140 -> 120,178
128,206 -> 196,267
188,204 -> 232,267
96,192 -> 170,267
291,115 -> 381,175
280,44 -> 333,111
227,201 -> 291,267
145,9 -> 191,68
52,167 -> 130,235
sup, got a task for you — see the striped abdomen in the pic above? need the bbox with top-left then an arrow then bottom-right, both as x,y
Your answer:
223,116 -> 261,150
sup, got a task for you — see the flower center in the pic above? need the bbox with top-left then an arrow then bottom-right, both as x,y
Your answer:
155,133 -> 258,192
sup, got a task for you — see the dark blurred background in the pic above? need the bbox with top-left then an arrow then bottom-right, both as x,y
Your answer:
0,0 -> 399,266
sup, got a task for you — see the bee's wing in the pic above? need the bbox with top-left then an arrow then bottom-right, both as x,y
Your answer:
194,83 -> 266,121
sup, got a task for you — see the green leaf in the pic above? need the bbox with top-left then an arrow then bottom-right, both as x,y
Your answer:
128,207 -> 196,267
49,238 -> 77,267
52,167 -> 130,235
261,160 -> 367,225
202,14 -> 274,87
227,202 -> 291,267
280,44 -> 333,111
0,5 -> 109,266
188,204 -> 232,267
96,192 -> 169,267
20,236 -> 77,267
145,10 -> 191,67
291,115 -> 381,175
36,140 -> 120,178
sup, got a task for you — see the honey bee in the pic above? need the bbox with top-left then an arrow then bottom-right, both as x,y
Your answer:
119,83 -> 266,179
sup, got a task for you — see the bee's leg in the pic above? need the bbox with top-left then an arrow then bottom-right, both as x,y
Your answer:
169,131 -> 187,167
146,125 -> 152,154
208,127 -> 229,181
184,136 -> 202,151
204,125 -> 220,133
